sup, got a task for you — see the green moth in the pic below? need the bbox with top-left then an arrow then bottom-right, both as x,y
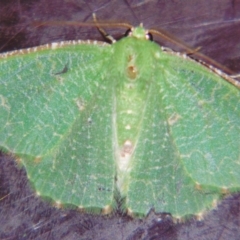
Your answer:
0,25 -> 239,219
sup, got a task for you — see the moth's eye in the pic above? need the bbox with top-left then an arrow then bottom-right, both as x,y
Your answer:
146,32 -> 153,41
125,28 -> 132,37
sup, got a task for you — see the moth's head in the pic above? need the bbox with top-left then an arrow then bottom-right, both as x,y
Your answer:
126,24 -> 153,41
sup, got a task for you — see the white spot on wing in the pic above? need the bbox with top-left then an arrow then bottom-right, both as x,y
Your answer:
51,42 -> 59,49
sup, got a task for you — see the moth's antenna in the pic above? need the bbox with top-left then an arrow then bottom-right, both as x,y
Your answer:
33,16 -> 132,30
149,28 -> 239,79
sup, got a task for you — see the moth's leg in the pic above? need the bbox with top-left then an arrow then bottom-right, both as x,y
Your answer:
92,13 -> 116,43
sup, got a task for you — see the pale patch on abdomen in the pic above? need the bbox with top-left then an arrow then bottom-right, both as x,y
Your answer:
116,140 -> 134,191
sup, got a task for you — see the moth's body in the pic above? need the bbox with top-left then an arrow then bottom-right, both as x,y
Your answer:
111,28 -> 159,193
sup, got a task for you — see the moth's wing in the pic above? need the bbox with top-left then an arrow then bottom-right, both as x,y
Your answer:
0,42 -> 115,212
159,53 -> 240,191
126,47 -> 239,218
